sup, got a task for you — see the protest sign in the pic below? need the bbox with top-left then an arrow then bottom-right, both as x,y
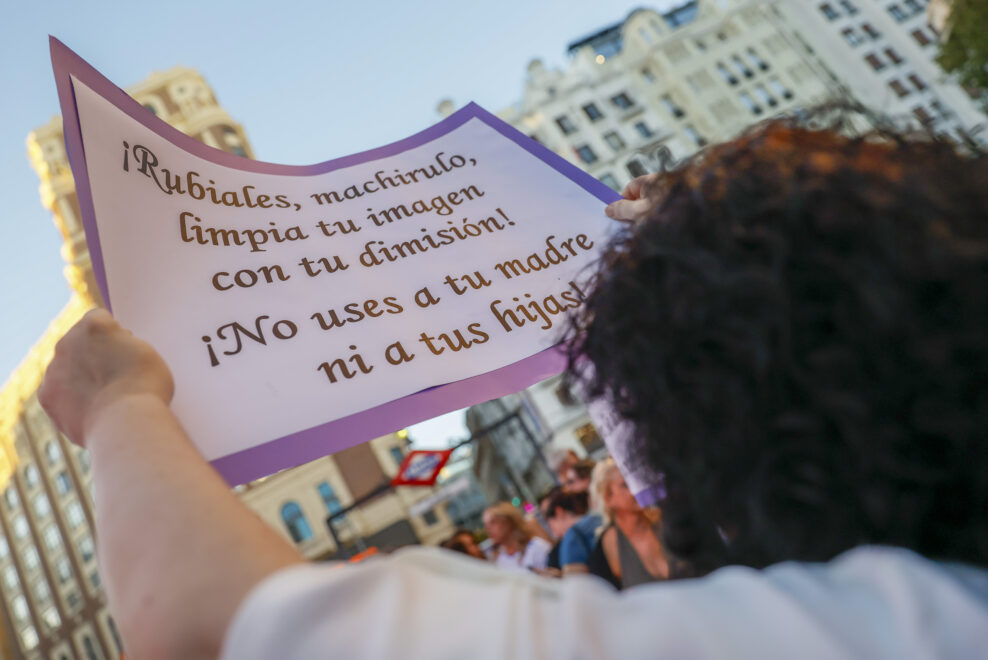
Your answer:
50,38 -> 621,485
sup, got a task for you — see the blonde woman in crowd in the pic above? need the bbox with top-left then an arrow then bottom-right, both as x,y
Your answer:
483,502 -> 553,572
589,459 -> 668,589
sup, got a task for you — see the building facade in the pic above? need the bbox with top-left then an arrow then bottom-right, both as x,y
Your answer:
467,1 -> 838,194
776,0 -> 985,142
466,394 -> 558,506
446,0 -> 984,197
236,432 -> 455,560
0,66 -> 255,660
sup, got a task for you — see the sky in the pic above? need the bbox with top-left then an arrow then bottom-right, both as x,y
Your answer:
0,0 -> 681,446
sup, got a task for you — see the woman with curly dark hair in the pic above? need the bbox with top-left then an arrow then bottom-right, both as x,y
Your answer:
41,119 -> 988,659
574,120 -> 988,579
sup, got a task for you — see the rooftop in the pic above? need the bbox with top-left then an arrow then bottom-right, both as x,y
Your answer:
566,2 -> 699,56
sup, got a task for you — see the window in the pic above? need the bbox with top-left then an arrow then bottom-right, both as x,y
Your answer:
555,382 -> 578,407
747,48 -> 769,71
4,565 -> 19,588
731,55 -> 754,78
281,501 -> 313,543
66,590 -> 81,612
841,28 -> 862,46
90,570 -> 100,589
884,48 -> 903,64
909,74 -> 927,91
56,556 -> 72,583
865,53 -> 886,70
4,487 -> 18,510
888,4 -> 907,22
582,103 -> 603,121
911,28 -> 932,46
422,509 -> 439,526
24,464 -> 39,489
34,493 -> 50,518
904,0 -> 923,13
930,100 -> 949,118
912,106 -> 934,125
641,68 -> 656,83
78,451 -> 91,473
22,625 -> 39,651
716,62 -> 739,85
56,471 -> 72,495
66,500 -> 85,529
575,145 -> 598,164
683,124 -> 708,147
739,91 -> 763,114
143,103 -> 157,116
107,616 -> 124,654
861,23 -> 880,39
44,524 -> 61,551
317,481 -> 343,515
555,115 -> 577,135
24,546 -> 40,570
638,27 -> 655,45
889,79 -> 911,97
13,515 -> 29,539
575,423 -> 605,453
626,160 -> 648,178
389,446 -> 405,467
634,121 -> 653,138
83,634 -> 101,660
819,3 -> 839,20
45,441 -> 61,465
78,534 -> 95,563
610,92 -> 634,109
12,594 -> 29,621
661,95 -> 686,118
599,173 -> 620,190
839,0 -> 858,14
603,131 -> 626,151
754,84 -> 778,107
41,605 -> 60,630
769,78 -> 794,100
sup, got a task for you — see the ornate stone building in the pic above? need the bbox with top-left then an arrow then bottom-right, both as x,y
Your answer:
776,0 -> 985,141
2,66 -> 451,660
448,1 -> 838,194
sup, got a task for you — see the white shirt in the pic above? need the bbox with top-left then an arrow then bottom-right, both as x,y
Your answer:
494,536 -> 553,572
221,546 -> 988,659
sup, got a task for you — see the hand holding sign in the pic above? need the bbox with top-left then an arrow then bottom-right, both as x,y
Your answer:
51,38 -> 619,484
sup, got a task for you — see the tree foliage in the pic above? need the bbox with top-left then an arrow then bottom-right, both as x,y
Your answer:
937,0 -> 988,93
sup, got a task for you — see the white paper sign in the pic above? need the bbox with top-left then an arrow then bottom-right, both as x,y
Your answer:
53,40 -> 619,483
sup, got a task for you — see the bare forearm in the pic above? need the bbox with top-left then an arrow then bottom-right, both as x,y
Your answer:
87,394 -> 304,658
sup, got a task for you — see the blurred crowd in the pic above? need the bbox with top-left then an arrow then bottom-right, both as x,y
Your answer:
440,451 -> 667,590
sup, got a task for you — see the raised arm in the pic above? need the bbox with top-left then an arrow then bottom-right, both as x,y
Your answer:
39,310 -> 304,659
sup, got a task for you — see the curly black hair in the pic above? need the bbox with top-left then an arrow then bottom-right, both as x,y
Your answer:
567,118 -> 988,575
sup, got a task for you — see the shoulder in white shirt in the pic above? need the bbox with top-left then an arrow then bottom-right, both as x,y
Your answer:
495,536 -> 553,572
222,545 -> 988,660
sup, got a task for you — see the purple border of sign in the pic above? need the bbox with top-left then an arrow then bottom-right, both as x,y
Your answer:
50,37 -> 621,485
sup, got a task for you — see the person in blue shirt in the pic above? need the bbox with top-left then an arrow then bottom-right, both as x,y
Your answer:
544,489 -> 603,576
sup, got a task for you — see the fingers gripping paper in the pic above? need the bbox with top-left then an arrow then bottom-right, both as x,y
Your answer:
51,39 -> 620,484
